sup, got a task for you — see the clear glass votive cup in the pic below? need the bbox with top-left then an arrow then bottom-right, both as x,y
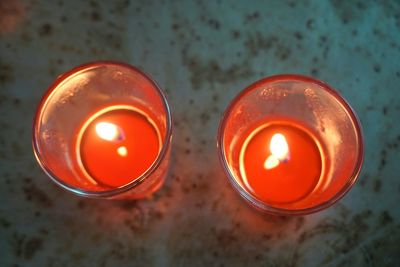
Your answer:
33,61 -> 172,199
217,74 -> 364,215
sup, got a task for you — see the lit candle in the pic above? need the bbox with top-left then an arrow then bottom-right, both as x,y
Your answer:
33,61 -> 172,198
218,74 -> 364,214
239,120 -> 323,204
76,105 -> 161,188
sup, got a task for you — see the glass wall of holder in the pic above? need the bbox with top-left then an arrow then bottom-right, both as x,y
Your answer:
33,61 -> 172,199
218,75 -> 363,215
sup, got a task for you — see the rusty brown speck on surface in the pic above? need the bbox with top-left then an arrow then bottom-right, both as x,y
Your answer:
0,0 -> 25,35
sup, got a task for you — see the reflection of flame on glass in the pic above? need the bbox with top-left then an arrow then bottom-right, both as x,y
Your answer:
95,122 -> 121,141
264,133 -> 289,170
117,146 -> 128,157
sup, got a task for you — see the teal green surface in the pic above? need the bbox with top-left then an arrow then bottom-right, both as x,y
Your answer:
0,1 -> 399,266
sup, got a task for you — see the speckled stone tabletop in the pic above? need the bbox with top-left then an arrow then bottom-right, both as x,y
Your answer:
1,0 -> 399,266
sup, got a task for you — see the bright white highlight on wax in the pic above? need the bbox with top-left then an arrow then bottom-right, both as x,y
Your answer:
117,146 -> 128,157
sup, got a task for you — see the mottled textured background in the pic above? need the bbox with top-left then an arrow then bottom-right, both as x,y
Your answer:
0,0 -> 399,266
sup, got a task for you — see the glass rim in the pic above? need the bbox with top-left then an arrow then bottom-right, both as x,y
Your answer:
32,60 -> 173,198
217,74 -> 364,215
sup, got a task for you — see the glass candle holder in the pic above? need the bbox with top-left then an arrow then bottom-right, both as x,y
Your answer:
217,74 -> 364,215
33,61 -> 172,199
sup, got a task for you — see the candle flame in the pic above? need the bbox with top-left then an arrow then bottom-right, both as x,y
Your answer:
117,146 -> 128,157
270,133 -> 289,160
264,133 -> 289,170
95,122 -> 120,141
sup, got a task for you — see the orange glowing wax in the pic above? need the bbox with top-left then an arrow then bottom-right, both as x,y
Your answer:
76,105 -> 161,188
239,121 -> 323,204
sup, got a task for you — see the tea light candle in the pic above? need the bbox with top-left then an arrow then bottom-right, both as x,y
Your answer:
218,74 -> 364,215
239,120 -> 323,204
33,62 -> 172,198
76,105 -> 162,188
